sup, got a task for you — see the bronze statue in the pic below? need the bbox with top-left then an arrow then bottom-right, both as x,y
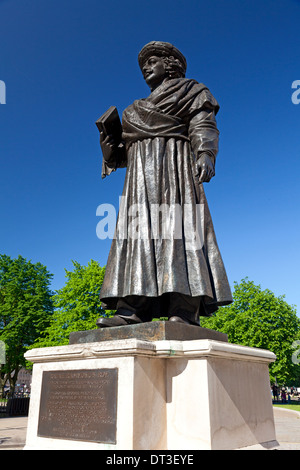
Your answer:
97,41 -> 232,328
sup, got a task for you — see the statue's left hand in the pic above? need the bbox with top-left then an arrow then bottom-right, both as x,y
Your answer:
196,154 -> 215,183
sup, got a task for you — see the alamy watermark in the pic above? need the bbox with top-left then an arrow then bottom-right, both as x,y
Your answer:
0,340 -> 6,365
96,197 -> 205,250
291,80 -> 300,105
0,80 -> 6,104
292,340 -> 300,365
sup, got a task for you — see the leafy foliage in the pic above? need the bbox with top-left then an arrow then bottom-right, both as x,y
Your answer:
0,254 -> 54,395
201,278 -> 300,385
30,260 -> 113,349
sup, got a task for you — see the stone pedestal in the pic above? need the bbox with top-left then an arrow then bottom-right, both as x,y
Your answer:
24,324 -> 278,450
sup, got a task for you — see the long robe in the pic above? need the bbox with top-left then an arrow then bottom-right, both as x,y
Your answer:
100,78 -> 232,315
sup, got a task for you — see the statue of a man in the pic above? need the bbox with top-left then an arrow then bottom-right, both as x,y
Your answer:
97,41 -> 232,327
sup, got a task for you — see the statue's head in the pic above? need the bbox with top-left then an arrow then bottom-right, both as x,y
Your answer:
138,41 -> 187,90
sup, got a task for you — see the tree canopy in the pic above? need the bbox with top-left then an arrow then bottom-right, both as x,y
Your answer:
30,260 -> 113,349
0,254 -> 53,396
201,278 -> 300,385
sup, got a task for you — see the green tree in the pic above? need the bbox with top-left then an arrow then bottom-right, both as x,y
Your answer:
30,260 -> 112,349
201,278 -> 300,385
0,254 -> 54,397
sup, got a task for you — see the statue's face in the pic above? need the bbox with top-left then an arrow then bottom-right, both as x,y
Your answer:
142,56 -> 167,90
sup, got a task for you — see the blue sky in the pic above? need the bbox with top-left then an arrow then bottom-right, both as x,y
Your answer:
0,0 -> 299,313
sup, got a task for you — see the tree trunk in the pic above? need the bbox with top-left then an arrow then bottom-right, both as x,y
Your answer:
8,367 -> 20,397
0,371 -> 8,398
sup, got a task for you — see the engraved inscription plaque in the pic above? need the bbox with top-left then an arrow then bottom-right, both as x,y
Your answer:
38,369 -> 118,443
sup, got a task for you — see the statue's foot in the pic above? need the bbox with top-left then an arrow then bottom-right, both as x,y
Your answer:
96,315 -> 127,328
96,313 -> 142,328
169,315 -> 200,326
169,316 -> 190,324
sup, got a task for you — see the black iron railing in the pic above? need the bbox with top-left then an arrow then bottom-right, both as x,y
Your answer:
0,394 -> 30,416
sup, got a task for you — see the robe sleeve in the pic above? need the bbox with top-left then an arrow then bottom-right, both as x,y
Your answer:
187,89 -> 220,166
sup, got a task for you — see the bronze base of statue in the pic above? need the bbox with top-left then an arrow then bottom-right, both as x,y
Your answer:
69,320 -> 228,344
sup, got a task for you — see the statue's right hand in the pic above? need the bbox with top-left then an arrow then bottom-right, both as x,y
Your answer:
100,132 -> 116,162
100,131 -> 114,146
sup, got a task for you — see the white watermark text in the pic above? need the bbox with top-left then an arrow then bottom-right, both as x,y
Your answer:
96,198 -> 205,250
291,80 -> 300,104
0,80 -> 6,104
0,340 -> 6,365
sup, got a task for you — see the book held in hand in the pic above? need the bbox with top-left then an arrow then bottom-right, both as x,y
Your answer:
95,106 -> 122,145
96,106 -> 125,179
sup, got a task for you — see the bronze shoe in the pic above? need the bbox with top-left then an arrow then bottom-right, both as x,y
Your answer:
168,315 -> 200,326
96,313 -> 143,328
168,315 -> 190,324
96,315 -> 128,328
